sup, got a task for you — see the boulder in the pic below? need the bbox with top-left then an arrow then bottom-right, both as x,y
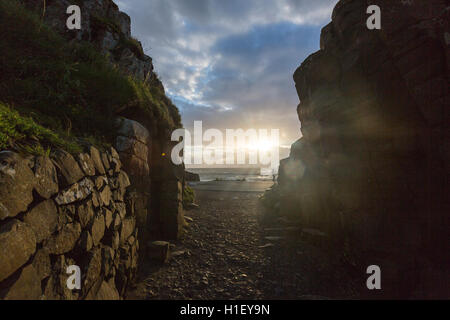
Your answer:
33,155 -> 59,199
116,118 -> 149,144
0,220 -> 36,282
23,200 -> 58,243
0,151 -> 35,220
147,241 -> 171,263
52,149 -> 85,186
45,222 -> 81,255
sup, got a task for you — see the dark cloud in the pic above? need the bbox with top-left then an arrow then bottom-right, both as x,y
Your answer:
115,0 -> 338,147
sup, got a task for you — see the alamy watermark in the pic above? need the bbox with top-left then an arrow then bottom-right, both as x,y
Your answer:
171,121 -> 280,170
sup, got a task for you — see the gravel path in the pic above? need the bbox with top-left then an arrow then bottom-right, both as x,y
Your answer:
127,185 -> 361,300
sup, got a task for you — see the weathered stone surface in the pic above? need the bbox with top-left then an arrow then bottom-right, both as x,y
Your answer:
23,200 -> 58,243
0,151 -> 35,220
1,264 -> 41,300
52,149 -> 85,186
120,217 -> 135,244
101,152 -> 111,171
32,247 -> 51,280
115,202 -> 127,219
82,247 -> 102,297
113,213 -> 121,231
110,158 -> 121,173
99,185 -> 112,206
104,208 -> 113,229
89,146 -> 106,175
77,153 -> 96,176
33,155 -> 59,199
95,280 -> 120,300
160,198 -> 185,240
147,241 -> 171,263
101,246 -> 115,277
118,152 -> 150,177
52,255 -> 79,300
116,136 -> 148,161
95,176 -> 107,190
79,230 -> 93,252
118,170 -> 131,189
110,147 -> 120,160
116,118 -> 149,144
90,215 -> 106,246
0,220 -> 36,282
77,200 -> 95,228
45,222 -> 81,255
55,177 -> 95,205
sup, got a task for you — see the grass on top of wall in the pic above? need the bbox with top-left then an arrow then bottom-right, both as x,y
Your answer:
0,0 -> 180,154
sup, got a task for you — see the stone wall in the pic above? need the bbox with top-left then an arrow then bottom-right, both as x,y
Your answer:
272,0 -> 449,298
0,147 -> 138,299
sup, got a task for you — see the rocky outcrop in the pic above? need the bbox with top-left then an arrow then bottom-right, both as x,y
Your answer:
0,148 -> 138,300
270,0 -> 449,298
185,171 -> 200,182
23,0 -> 153,81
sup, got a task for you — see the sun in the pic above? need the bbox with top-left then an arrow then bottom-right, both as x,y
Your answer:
248,138 -> 277,152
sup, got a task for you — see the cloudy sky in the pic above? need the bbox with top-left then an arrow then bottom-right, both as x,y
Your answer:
116,0 -> 338,160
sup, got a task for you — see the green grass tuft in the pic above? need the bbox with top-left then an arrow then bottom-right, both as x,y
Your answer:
183,185 -> 196,207
0,103 -> 82,155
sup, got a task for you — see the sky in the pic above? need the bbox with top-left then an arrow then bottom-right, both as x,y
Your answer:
116,0 -> 338,164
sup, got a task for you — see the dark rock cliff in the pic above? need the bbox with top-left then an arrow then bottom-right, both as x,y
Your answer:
272,0 -> 449,298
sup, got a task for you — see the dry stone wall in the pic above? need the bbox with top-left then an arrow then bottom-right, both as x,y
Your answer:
0,146 -> 138,299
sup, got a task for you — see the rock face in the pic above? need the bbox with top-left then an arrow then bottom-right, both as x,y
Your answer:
0,148 -> 138,299
23,0 -> 153,81
273,0 -> 449,298
0,151 -> 35,220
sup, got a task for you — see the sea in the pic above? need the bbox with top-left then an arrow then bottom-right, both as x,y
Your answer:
186,167 -> 276,182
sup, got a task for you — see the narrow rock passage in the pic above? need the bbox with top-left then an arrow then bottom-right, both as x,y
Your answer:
128,186 -> 361,300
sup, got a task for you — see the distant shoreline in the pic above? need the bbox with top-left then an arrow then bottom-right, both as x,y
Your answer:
188,180 -> 273,193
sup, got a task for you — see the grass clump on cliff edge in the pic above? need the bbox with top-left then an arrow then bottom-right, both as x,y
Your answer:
0,103 -> 82,155
0,0 -> 181,154
183,185 -> 196,207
